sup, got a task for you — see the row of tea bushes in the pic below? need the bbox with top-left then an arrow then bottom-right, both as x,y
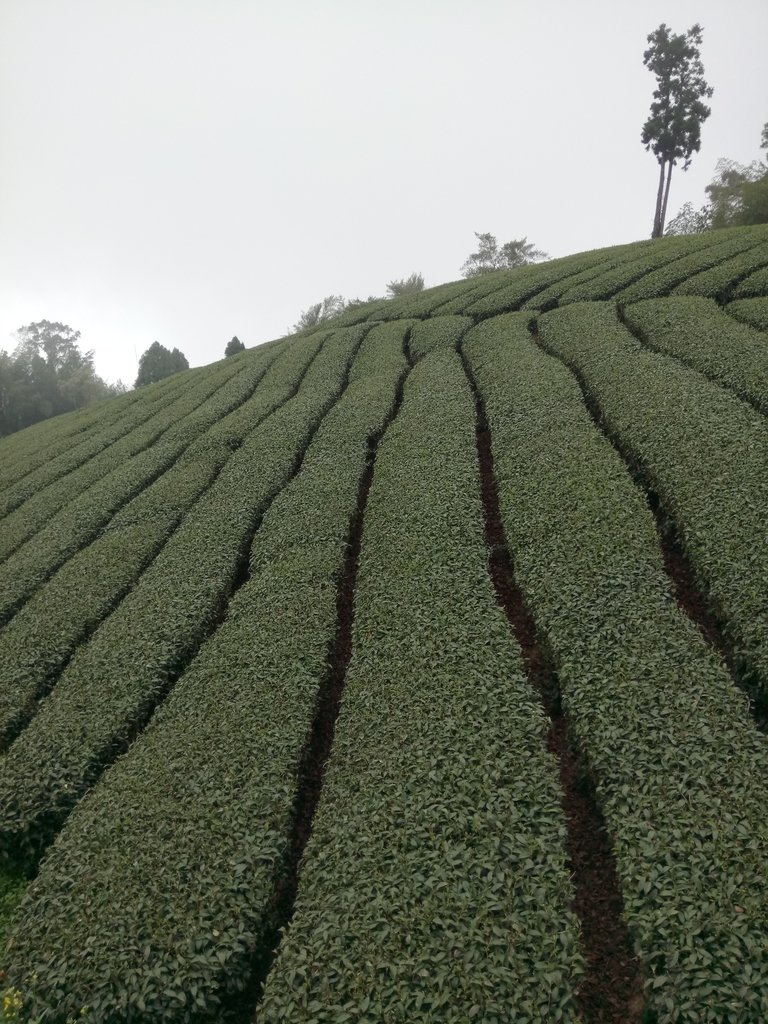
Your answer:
408,316 -> 473,359
465,313 -> 768,1023
614,228 -> 768,303
1,323 -> 412,1023
0,351 -> 208,490
734,264 -> 768,298
537,301 -> 768,709
726,297 -> 768,331
258,349 -> 583,1024
0,359 -> 201,511
0,333 -> 327,749
0,328 -> 364,864
621,296 -> 768,414
0,343 -> 283,603
673,240 -> 768,300
0,352 -> 253,547
556,234 -> 718,305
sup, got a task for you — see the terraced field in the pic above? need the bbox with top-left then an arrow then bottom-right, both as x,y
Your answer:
1,225 -> 768,1024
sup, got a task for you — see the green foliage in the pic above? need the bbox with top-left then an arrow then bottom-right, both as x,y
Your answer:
557,233 -> 713,304
385,272 -> 424,297
0,320 -> 122,437
134,340 -> 189,387
408,316 -> 472,359
622,296 -> 768,414
616,227 -> 767,301
672,239 -> 768,299
470,310 -> 768,1022
726,297 -> 768,332
0,330 -> 360,865
1,323 -> 410,1023
642,23 -> 713,237
0,229 -> 767,1019
259,348 -> 582,1023
0,353 -> 253,620
538,300 -> 768,707
0,343 -> 287,750
460,232 -> 547,277
663,200 -> 711,236
292,295 -> 346,333
224,335 -> 245,357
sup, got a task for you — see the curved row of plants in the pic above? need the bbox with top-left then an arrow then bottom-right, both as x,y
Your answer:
673,239 -> 768,299
0,342 -> 287,609
537,301 -> 768,708
1,321 -> 413,1023
464,313 -> 768,1022
0,331 -> 333,750
0,326 -> 365,866
258,347 -> 583,1024
726,296 -> 768,331
0,360 -> 202,505
614,228 -> 768,303
621,296 -> 768,414
0,349 -> 254,531
734,264 -> 768,297
0,352 -> 208,491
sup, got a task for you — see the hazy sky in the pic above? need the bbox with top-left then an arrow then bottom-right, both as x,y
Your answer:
1,0 -> 766,385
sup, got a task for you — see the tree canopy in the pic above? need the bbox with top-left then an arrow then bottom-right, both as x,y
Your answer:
642,23 -> 713,238
134,342 -> 189,387
665,122 -> 768,235
386,273 -> 424,297
0,320 -> 123,436
292,296 -> 346,334
460,233 -> 548,278
224,336 -> 245,357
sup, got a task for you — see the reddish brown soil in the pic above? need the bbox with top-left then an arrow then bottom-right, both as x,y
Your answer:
463,350 -> 646,1024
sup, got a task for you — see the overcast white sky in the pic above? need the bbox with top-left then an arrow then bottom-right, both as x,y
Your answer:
1,0 -> 766,385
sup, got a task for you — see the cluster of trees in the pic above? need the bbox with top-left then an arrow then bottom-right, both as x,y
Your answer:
134,341 -> 189,387
665,126 -> 768,235
0,321 -> 125,438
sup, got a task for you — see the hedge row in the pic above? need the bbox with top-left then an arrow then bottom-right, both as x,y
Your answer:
537,301 -> 768,707
673,238 -> 768,299
464,248 -> 637,318
0,327 -> 364,866
0,350 -> 257,564
614,228 -> 768,303
0,360 -> 204,516
520,255 -> 628,311
621,296 -> 768,414
258,348 -> 583,1024
0,334 -> 328,748
0,354 -> 220,494
557,234 -> 716,304
1,321 -> 411,1024
465,313 -> 768,1023
733,265 -> 768,298
0,341 -> 299,624
408,315 -> 472,359
726,297 -> 768,332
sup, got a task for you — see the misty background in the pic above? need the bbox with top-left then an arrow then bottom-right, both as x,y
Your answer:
1,0 -> 766,385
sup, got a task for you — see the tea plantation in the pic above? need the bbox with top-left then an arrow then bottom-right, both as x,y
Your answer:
1,225 -> 768,1024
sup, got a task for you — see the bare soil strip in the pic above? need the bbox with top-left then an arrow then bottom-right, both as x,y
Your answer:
222,334 -> 415,1024
460,348 -> 645,1024
533,324 -> 767,732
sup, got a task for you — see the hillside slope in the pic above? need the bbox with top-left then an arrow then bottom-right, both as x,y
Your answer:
1,225 -> 768,1024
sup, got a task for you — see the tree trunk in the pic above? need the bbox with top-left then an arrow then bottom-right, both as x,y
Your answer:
659,160 -> 675,237
652,160 -> 666,238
